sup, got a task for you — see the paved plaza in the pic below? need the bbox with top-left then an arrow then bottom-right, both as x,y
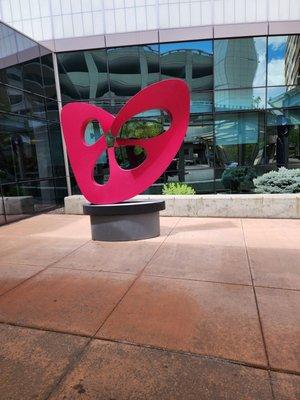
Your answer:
0,214 -> 299,399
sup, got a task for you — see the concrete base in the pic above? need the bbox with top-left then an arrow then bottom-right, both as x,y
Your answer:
65,194 -> 300,219
0,196 -> 34,215
83,201 -> 166,241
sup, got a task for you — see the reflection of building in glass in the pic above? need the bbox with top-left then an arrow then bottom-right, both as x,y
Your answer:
285,35 -> 300,86
0,21 -> 66,225
214,39 -> 258,111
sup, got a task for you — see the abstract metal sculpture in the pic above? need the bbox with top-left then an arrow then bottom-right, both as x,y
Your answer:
61,79 -> 190,205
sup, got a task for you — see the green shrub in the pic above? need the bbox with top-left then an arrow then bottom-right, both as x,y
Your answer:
221,166 -> 257,192
162,182 -> 196,195
254,167 -> 300,193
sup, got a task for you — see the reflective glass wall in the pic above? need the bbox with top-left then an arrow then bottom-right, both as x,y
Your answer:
0,22 -> 67,225
57,34 -> 300,195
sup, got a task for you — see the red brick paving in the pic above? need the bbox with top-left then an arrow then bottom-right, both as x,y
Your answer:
0,214 -> 299,399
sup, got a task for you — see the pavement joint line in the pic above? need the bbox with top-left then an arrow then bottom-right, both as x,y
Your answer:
1,320 -> 300,378
252,284 -> 300,292
143,273 -> 300,291
144,273 -> 300,292
142,273 -> 253,287
240,219 -> 276,400
46,265 -> 138,276
0,238 -> 92,299
2,264 -> 297,292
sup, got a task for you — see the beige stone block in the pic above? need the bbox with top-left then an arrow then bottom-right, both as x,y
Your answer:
261,194 -> 298,219
64,195 -> 87,215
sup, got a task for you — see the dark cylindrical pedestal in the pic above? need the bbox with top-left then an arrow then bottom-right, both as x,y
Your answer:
83,200 -> 165,241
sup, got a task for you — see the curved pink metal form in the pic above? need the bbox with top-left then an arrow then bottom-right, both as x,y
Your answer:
61,79 -> 190,204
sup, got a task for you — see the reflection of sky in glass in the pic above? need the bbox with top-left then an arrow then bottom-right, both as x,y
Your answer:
160,40 -> 213,55
267,86 -> 300,108
144,44 -> 159,53
253,37 -> 267,87
215,88 -> 266,111
215,113 -> 259,145
267,36 -> 287,86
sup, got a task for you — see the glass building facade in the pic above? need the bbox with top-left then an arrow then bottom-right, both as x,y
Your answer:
0,19 -> 299,225
0,21 -> 67,225
57,34 -> 300,194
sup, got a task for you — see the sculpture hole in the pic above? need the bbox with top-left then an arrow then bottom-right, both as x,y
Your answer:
84,120 -> 103,145
94,150 -> 109,184
119,110 -> 169,139
115,146 -> 146,170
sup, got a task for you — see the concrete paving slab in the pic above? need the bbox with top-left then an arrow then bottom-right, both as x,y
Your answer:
0,268 -> 135,336
0,324 -> 88,400
256,287 -> 300,373
48,339 -> 273,400
98,275 -> 267,366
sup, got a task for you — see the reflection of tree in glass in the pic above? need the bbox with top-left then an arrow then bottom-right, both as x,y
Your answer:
116,118 -> 165,169
252,95 -> 262,108
120,119 -> 164,139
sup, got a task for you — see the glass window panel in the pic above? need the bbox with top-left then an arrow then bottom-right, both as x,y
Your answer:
214,37 -> 267,89
58,49 -> 109,101
58,51 -> 89,101
90,50 -> 110,98
1,178 -> 58,223
40,49 -> 57,99
215,88 -> 266,111
47,122 -> 66,177
119,110 -> 165,139
15,31 -> 44,95
0,85 -> 46,119
142,45 -> 159,85
84,120 -> 104,145
89,98 -> 112,113
0,23 -> 19,86
268,35 -> 300,86
0,84 -> 26,115
267,86 -> 300,108
160,40 -> 213,91
45,99 -> 60,122
214,112 -> 265,167
0,114 -> 54,182
185,114 -> 214,169
191,91 -> 213,113
0,23 -> 18,83
107,46 -> 142,97
24,93 -> 46,119
266,108 -> 300,166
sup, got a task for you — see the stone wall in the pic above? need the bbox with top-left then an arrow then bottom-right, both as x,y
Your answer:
64,194 -> 300,219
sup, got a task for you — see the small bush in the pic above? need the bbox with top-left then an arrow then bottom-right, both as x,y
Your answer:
162,182 -> 196,195
221,166 -> 257,192
254,167 -> 300,193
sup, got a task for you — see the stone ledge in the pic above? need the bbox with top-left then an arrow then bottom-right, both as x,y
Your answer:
0,196 -> 34,215
64,194 -> 300,219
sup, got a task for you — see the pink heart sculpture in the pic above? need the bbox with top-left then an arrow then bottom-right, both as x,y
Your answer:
61,79 -> 190,204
